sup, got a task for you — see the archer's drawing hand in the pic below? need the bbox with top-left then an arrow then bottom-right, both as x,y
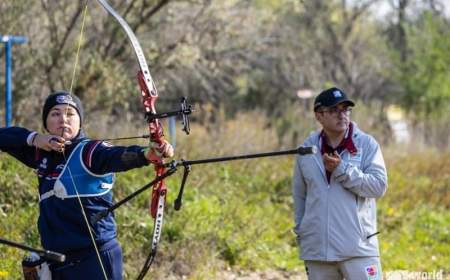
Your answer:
33,134 -> 66,153
323,151 -> 341,173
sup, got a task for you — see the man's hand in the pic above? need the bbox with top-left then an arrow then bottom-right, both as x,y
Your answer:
145,140 -> 174,163
33,134 -> 66,152
323,151 -> 341,173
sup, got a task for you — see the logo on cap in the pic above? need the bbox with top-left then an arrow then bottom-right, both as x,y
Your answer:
333,90 -> 342,98
56,95 -> 76,107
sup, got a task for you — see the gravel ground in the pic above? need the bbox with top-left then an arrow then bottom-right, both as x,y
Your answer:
216,270 -> 305,280
214,269 -> 449,280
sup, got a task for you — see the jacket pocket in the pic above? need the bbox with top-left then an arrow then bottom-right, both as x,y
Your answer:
357,198 -> 378,240
355,196 -> 367,239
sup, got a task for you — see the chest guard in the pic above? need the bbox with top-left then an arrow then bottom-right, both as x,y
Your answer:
40,141 -> 114,201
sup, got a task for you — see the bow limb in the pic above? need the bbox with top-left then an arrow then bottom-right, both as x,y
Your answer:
96,0 -> 164,147
95,1 -> 168,278
96,0 -> 156,98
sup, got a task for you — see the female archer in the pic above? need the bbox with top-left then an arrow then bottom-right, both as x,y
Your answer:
0,91 -> 173,280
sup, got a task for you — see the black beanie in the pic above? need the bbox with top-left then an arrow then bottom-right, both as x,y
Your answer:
42,91 -> 84,130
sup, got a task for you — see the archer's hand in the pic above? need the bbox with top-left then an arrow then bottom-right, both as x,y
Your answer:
323,151 -> 341,173
145,140 -> 174,162
33,134 -> 67,152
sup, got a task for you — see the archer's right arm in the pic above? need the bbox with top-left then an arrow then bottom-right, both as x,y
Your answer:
0,126 -> 38,168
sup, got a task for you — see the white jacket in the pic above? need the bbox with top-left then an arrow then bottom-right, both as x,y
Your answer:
292,122 -> 387,261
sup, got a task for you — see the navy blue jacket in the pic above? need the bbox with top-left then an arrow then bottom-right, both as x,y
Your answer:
0,126 -> 149,253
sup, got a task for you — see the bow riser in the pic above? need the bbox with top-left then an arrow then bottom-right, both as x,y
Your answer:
138,71 -> 164,147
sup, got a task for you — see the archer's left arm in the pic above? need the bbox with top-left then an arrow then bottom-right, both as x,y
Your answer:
333,136 -> 388,198
83,141 -> 149,174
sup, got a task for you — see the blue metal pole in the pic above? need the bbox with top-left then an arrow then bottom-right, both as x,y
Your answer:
168,116 -> 176,149
5,40 -> 12,127
1,35 -> 27,127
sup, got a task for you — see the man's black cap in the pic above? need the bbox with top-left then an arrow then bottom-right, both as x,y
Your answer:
313,87 -> 355,112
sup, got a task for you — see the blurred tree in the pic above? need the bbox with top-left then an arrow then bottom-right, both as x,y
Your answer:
0,0 -> 448,147
235,0 -> 394,112
385,0 -> 450,147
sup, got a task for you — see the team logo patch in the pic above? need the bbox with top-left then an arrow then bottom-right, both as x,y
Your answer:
333,90 -> 342,98
56,95 -> 76,107
365,264 -> 380,280
350,147 -> 362,161
39,158 -> 48,169
101,141 -> 113,147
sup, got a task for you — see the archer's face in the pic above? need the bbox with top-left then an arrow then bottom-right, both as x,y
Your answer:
315,103 -> 352,135
46,105 -> 81,140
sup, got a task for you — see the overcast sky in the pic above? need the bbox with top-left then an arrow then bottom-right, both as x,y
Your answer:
361,0 -> 450,19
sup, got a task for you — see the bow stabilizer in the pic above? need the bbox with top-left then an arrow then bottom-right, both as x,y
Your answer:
167,146 -> 317,211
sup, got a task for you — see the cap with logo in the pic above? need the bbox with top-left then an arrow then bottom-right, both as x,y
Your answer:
313,87 -> 355,112
42,91 -> 84,129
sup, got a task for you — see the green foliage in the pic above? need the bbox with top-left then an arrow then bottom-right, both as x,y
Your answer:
390,12 -> 450,118
0,156 -> 37,206
1,132 -> 449,278
0,203 -> 39,279
378,149 -> 450,270
0,157 -> 40,279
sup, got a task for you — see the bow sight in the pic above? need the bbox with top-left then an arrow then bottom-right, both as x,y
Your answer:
146,97 -> 194,135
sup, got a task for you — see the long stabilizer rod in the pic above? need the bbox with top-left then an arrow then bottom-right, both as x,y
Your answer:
0,237 -> 65,263
165,146 -> 316,168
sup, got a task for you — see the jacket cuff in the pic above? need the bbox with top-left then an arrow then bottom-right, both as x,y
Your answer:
139,147 -> 151,166
26,131 -> 38,146
333,161 -> 348,183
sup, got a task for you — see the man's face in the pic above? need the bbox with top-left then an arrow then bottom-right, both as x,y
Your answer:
315,103 -> 352,135
45,104 -> 81,140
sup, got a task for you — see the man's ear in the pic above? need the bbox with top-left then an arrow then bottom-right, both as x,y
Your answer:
314,111 -> 321,122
